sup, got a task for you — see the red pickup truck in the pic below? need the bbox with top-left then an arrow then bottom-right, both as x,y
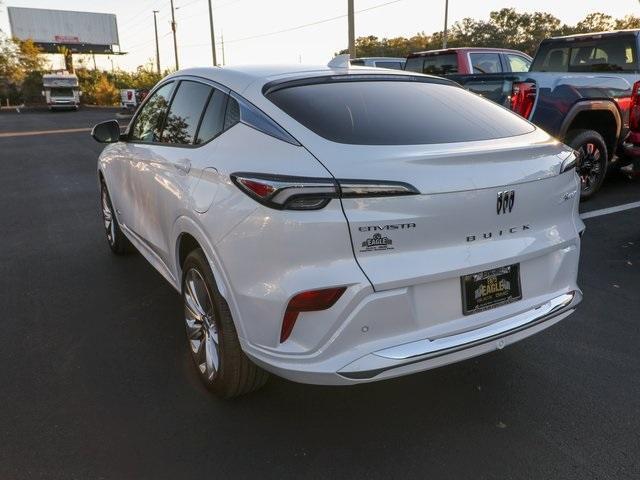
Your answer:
405,47 -> 532,75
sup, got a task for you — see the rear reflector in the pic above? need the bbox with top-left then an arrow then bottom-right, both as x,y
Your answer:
510,82 -> 536,119
280,287 -> 346,343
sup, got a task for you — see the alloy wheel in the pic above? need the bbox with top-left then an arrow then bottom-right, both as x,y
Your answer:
101,186 -> 115,245
183,268 -> 220,382
576,142 -> 604,194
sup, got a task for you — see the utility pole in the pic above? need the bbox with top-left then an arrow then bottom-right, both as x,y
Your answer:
153,10 -> 161,73
170,0 -> 179,70
207,0 -> 218,66
442,0 -> 449,49
347,0 -> 355,58
221,30 -> 226,66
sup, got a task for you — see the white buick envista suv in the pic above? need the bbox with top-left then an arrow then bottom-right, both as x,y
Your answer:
92,62 -> 584,397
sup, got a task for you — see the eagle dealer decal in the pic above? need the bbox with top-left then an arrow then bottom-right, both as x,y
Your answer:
358,223 -> 416,252
360,232 -> 393,252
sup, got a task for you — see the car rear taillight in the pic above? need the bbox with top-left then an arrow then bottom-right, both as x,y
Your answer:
629,81 -> 640,133
280,287 -> 346,343
510,82 -> 536,119
231,173 -> 419,210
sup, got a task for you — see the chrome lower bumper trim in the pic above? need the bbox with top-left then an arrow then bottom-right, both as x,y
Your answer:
339,291 -> 579,380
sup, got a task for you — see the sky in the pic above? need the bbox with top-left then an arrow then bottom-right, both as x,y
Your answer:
1,0 -> 639,72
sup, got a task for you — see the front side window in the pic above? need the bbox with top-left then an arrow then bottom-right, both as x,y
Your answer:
267,79 -> 534,145
130,82 -> 174,143
507,54 -> 531,72
161,80 -> 212,145
470,53 -> 502,73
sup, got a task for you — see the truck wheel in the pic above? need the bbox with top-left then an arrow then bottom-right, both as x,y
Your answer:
565,129 -> 608,200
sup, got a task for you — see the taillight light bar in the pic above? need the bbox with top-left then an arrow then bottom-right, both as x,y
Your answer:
231,172 -> 419,210
510,81 -> 536,119
280,287 -> 346,343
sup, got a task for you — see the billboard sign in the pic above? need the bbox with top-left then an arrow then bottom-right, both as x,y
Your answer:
8,7 -> 119,54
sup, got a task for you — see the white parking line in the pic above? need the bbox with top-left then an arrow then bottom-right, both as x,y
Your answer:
0,127 -> 92,138
581,201 -> 640,219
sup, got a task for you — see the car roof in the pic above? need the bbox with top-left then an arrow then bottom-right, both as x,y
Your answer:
350,57 -> 406,62
545,28 -> 640,41
166,64 -> 422,94
409,47 -> 529,56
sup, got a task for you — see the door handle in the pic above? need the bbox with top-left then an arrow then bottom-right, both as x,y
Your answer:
174,158 -> 191,174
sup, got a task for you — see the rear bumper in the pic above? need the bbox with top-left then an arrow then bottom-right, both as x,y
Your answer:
338,290 -> 579,380
244,289 -> 581,385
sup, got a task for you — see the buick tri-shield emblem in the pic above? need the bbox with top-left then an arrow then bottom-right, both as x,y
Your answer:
497,190 -> 515,215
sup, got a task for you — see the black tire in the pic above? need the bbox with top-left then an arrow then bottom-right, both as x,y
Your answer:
565,129 -> 608,200
182,248 -> 269,398
100,180 -> 133,254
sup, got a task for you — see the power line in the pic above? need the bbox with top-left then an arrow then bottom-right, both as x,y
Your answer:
182,0 -> 405,47
119,0 -> 168,29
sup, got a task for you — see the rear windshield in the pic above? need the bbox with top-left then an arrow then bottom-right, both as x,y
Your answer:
531,35 -> 638,72
405,54 -> 458,75
267,80 -> 534,145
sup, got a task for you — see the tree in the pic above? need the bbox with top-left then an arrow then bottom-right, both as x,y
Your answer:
0,37 -> 45,104
574,13 -> 616,33
337,9 -> 637,59
615,15 -> 640,30
93,74 -> 119,105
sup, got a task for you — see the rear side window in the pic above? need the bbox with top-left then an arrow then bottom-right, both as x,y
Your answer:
470,53 -> 502,73
422,54 -> 458,75
224,97 -> 240,130
267,80 -> 534,145
130,82 -> 174,143
195,89 -> 228,144
404,56 -> 424,73
506,54 -> 531,72
161,80 -> 211,145
532,36 -> 638,72
375,61 -> 404,70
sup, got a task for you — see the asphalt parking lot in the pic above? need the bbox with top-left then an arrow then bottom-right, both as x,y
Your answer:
1,109 -> 639,479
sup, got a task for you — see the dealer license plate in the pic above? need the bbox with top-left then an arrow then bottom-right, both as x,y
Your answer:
461,264 -> 522,315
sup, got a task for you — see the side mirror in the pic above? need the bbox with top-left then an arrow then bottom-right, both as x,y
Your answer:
91,120 -> 122,143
